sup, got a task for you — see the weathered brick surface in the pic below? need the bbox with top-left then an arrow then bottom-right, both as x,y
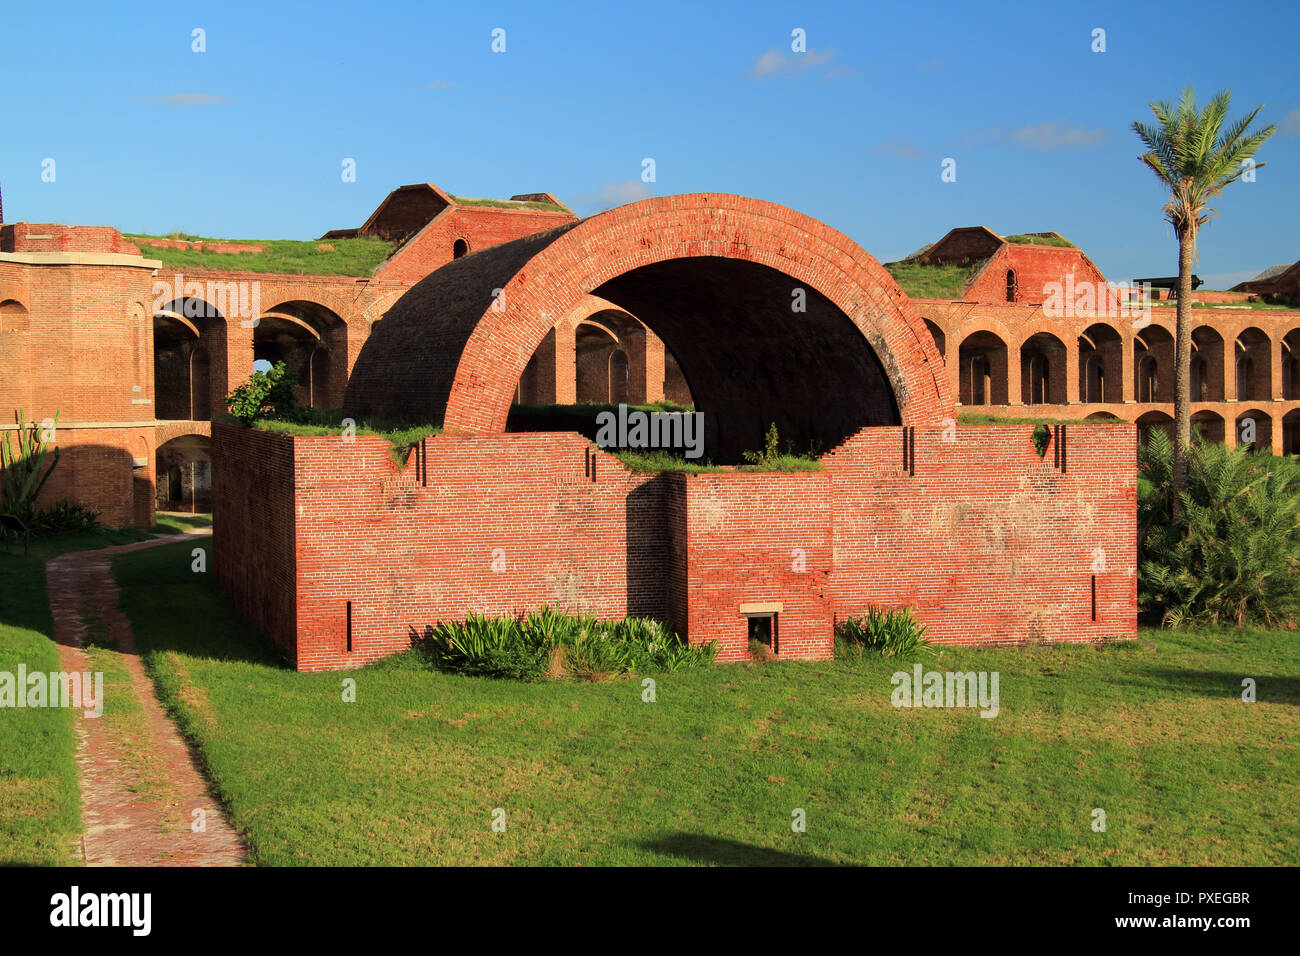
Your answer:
213,422 -> 1136,671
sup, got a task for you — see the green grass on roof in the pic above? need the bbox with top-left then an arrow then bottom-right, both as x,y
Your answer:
883,261 -> 973,299
448,194 -> 569,213
125,234 -> 397,276
1002,234 -> 1075,248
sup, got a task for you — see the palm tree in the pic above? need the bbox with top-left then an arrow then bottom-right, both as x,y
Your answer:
1132,88 -> 1274,515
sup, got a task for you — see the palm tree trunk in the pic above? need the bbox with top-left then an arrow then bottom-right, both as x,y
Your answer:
1172,229 -> 1195,518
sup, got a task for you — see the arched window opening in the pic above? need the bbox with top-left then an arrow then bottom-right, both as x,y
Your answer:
453,238 -> 469,259
1006,270 -> 1018,303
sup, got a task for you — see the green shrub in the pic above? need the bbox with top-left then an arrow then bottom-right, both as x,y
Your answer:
225,362 -> 301,426
412,607 -> 715,681
1139,428 -> 1300,628
835,606 -> 931,658
30,500 -> 102,536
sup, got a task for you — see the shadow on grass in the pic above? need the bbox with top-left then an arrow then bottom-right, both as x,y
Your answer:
1117,668 -> 1300,706
639,832 -> 840,867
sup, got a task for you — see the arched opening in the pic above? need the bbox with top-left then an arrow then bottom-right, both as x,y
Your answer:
1282,329 -> 1300,400
254,301 -> 347,409
154,298 -> 225,421
574,319 -> 623,403
1235,328 -> 1272,402
1235,409 -> 1273,452
0,299 -> 30,332
1191,409 -> 1226,444
584,259 -> 899,458
1080,322 -> 1125,404
1134,324 -> 1173,403
1191,326 -> 1225,401
453,238 -> 469,259
344,194 -> 951,463
1283,409 -> 1300,456
1005,270 -> 1018,303
1137,356 -> 1158,403
1136,410 -> 1174,447
958,331 -> 1008,406
1021,332 -> 1066,405
608,349 -> 630,404
154,434 -> 212,513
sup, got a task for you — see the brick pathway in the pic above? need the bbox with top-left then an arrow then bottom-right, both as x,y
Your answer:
46,531 -> 246,866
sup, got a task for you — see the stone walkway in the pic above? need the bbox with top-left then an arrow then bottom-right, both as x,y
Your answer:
46,530 -> 246,866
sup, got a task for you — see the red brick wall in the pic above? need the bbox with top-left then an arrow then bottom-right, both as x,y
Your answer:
212,425 -> 298,657
375,205 -> 577,283
673,472 -> 834,662
289,431 -> 667,671
214,422 -> 1136,671
823,423 -> 1136,645
1,224 -> 142,256
965,245 -> 1115,307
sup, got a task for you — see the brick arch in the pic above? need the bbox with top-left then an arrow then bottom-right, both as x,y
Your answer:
346,194 -> 952,459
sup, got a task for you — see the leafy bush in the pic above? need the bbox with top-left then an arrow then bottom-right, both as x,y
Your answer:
29,501 -> 102,536
835,606 -> 931,658
738,423 -> 822,471
224,362 -> 301,426
412,607 -> 716,681
1139,428 -> 1300,628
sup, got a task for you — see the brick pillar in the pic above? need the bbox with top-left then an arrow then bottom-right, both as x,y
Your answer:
644,331 -> 666,403
1271,411 -> 1286,455
1273,337 -> 1285,402
1225,337 -> 1238,402
554,322 -> 576,404
1120,332 -> 1135,403
946,340 -> 961,407
1008,346 -> 1022,406
1065,337 -> 1081,404
226,321 -> 255,401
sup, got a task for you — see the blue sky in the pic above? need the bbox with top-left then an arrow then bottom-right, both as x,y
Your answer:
3,0 -> 1297,286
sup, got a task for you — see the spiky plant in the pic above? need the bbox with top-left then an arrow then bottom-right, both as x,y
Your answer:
0,409 -> 61,521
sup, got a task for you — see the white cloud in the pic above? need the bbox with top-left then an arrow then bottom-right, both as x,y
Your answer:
873,137 -> 927,159
136,93 -> 229,108
571,180 -> 653,213
963,121 -> 1110,150
1280,107 -> 1300,138
750,47 -> 835,78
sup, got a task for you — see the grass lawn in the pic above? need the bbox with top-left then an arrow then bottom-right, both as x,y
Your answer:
117,539 -> 1299,866
152,512 -> 213,535
0,526 -> 152,865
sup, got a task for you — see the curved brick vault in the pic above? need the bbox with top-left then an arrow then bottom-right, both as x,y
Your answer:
344,194 -> 954,460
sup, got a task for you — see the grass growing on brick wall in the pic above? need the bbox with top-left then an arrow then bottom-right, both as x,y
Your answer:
222,410 -> 441,465
448,194 -> 570,213
882,261 -> 973,299
0,526 -> 153,865
115,537 -> 1300,866
124,235 -> 397,276
1002,234 -> 1075,247
957,413 -> 1110,426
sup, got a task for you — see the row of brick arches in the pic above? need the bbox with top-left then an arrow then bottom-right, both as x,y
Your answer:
932,322 -> 1300,407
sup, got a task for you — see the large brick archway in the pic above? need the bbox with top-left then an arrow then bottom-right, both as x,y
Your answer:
345,193 -> 953,459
